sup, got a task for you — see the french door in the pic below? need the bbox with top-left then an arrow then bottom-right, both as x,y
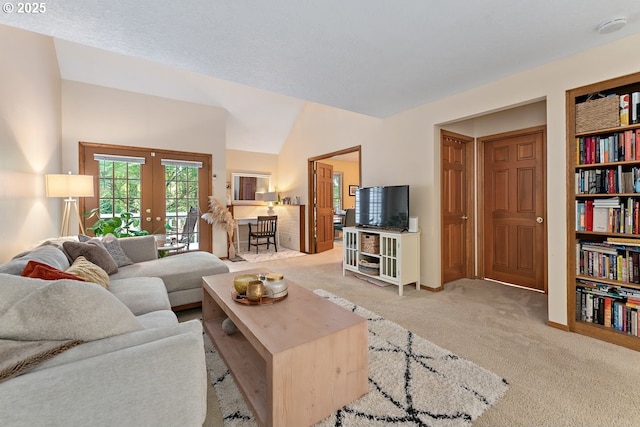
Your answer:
79,142 -> 212,253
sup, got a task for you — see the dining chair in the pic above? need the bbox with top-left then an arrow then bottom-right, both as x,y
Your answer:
248,215 -> 278,253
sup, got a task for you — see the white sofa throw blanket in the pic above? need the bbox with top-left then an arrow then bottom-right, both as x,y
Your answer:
0,274 -> 143,341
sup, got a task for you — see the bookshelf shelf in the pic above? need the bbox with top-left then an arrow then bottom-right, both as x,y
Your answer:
567,72 -> 640,350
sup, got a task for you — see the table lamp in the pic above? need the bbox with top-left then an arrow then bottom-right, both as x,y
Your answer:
46,172 -> 95,236
256,191 -> 278,214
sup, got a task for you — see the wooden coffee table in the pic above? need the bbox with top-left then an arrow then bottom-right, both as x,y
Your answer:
202,269 -> 368,427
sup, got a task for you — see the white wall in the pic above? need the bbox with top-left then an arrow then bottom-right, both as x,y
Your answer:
0,26 -> 61,263
61,81 -> 229,257
380,33 -> 640,326
278,102 -> 382,251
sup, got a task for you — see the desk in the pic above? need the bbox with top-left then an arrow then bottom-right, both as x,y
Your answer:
234,218 -> 257,253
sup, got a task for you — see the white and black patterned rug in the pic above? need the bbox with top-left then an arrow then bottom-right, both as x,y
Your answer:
205,289 -> 509,427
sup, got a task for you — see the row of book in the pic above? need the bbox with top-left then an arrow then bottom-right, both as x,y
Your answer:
576,129 -> 640,165
575,284 -> 640,336
576,240 -> 640,283
575,197 -> 640,233
574,166 -> 640,194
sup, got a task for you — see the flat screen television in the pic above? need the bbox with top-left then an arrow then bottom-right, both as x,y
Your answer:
355,185 -> 409,231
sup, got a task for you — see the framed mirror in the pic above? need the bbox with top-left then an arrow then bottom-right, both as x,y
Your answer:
231,173 -> 271,204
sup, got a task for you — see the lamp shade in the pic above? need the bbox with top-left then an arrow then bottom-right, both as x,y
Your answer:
45,174 -> 94,198
261,192 -> 278,202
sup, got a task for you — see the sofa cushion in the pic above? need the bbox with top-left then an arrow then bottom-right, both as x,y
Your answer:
110,251 -> 229,293
102,234 -> 134,267
117,235 -> 158,263
109,277 -> 171,315
21,260 -> 85,282
65,256 -> 110,289
0,245 -> 70,275
135,310 -> 179,329
63,240 -> 118,275
0,274 -> 143,341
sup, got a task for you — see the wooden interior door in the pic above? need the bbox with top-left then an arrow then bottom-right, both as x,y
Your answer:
441,130 -> 474,284
481,127 -> 546,291
316,161 -> 334,253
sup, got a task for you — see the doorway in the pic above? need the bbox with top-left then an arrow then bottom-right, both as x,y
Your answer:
308,146 -> 361,254
79,142 -> 213,253
478,126 -> 547,292
440,123 -> 548,293
441,130 -> 475,284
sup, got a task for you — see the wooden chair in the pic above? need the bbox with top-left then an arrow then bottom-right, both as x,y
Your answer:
248,215 -> 278,253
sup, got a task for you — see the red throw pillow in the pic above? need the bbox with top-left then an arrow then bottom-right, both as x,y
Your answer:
21,260 -> 86,282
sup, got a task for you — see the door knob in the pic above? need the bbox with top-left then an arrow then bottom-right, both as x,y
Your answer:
461,216 -> 468,220
536,217 -> 544,223
145,217 -> 152,222
156,217 -> 162,222
146,208 -> 151,214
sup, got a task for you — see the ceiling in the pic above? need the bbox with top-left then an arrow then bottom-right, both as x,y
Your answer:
2,1 -> 640,154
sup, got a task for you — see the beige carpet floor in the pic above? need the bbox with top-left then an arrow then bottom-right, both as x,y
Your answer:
180,243 -> 640,426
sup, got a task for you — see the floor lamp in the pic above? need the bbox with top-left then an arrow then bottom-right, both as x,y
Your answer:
46,173 -> 95,236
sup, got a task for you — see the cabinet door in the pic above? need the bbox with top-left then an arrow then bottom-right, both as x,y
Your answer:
379,234 -> 400,283
343,229 -> 359,271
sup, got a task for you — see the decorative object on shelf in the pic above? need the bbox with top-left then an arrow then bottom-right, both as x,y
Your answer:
46,172 -> 94,236
263,272 -> 288,298
201,196 -> 237,258
221,318 -> 237,335
358,259 -> 380,275
245,280 -> 265,302
575,94 -> 619,133
233,273 -> 258,295
231,289 -> 288,305
361,233 -> 380,253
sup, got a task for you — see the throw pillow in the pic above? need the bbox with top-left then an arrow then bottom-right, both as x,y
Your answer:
102,234 -> 134,267
62,240 -> 118,275
65,256 -> 110,289
21,260 -> 86,282
0,275 -> 143,341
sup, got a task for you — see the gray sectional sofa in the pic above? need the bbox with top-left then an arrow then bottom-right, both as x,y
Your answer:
0,235 -> 230,427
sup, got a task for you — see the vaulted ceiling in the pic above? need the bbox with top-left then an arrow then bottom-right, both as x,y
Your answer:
2,1 -> 640,153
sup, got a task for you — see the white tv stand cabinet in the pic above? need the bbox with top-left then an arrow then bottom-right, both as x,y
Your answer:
342,226 -> 421,296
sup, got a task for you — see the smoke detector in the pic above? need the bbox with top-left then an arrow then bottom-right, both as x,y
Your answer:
596,17 -> 627,34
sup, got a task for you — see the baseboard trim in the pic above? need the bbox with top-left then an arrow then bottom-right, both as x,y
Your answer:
546,320 -> 569,331
421,285 -> 443,292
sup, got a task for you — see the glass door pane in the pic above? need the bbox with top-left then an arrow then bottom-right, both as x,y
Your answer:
164,162 -> 201,250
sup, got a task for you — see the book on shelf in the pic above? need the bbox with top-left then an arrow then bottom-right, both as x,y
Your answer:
621,94 -> 630,126
593,206 -> 608,232
632,92 -> 640,125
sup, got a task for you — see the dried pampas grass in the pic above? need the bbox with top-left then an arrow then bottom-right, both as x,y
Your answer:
201,196 -> 237,258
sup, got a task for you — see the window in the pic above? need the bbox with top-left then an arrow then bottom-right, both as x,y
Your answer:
333,172 -> 343,212
94,154 -> 145,223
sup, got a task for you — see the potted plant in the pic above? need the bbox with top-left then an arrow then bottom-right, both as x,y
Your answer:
84,209 -> 155,238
